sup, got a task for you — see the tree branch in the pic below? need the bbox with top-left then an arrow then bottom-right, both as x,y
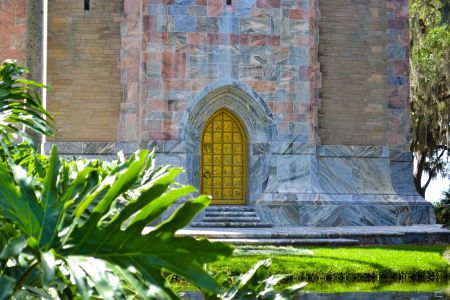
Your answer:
436,145 -> 449,152
423,174 -> 433,191
13,260 -> 38,293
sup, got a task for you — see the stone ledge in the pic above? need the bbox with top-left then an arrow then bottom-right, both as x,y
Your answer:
176,225 -> 450,245
44,141 -> 182,155
207,238 -> 360,245
257,194 -> 427,203
44,142 -> 402,160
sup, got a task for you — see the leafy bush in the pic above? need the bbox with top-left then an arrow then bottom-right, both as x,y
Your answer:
0,147 -> 233,298
0,60 -> 54,157
434,188 -> 450,228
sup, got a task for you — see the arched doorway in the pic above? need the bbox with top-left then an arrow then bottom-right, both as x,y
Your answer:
200,108 -> 247,205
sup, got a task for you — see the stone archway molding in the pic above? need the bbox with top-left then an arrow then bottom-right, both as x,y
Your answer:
181,79 -> 278,145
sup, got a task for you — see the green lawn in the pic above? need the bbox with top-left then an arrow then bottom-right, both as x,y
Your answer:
208,245 -> 450,282
303,281 -> 450,293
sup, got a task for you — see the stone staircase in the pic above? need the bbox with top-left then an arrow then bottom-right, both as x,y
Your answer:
191,206 -> 272,228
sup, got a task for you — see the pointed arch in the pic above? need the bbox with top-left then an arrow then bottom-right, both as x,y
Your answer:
180,79 -> 277,145
181,79 -> 277,189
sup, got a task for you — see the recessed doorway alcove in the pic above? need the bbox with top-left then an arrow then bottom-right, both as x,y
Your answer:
182,81 -> 278,205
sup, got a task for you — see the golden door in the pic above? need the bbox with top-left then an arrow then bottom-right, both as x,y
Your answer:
200,108 -> 247,205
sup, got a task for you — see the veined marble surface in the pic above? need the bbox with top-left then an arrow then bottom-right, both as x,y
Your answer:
256,202 -> 434,226
45,142 -> 433,227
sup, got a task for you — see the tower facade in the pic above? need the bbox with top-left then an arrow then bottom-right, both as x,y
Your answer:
0,0 -> 434,226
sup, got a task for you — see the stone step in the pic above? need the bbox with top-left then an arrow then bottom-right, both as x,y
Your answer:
181,231 -> 394,239
204,212 -> 258,217
205,206 -> 255,212
191,222 -> 273,228
194,205 -> 273,228
177,225 -> 450,246
208,238 -> 360,246
203,216 -> 261,222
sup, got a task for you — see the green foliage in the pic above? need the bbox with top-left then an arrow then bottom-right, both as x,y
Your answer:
434,187 -> 450,228
0,60 -> 54,157
410,0 -> 450,196
0,146 -> 234,299
302,281 -> 450,293
203,259 -> 307,300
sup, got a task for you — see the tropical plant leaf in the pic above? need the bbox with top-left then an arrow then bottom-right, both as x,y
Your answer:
38,146 -> 62,250
209,259 -> 306,300
62,186 -> 231,293
277,282 -> 308,299
109,263 -> 172,299
0,159 -> 42,239
0,218 -> 21,252
65,257 -> 90,300
0,60 -> 54,157
0,235 -> 27,260
0,275 -> 15,299
0,147 -> 233,298
41,250 -> 55,287
75,257 -> 122,299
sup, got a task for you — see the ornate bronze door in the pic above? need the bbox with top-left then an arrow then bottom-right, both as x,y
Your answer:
200,108 -> 247,205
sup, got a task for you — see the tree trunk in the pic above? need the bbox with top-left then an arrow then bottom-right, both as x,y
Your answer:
413,151 -> 427,198
440,1 -> 450,24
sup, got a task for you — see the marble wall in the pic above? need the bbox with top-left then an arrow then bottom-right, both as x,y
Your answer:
46,140 -> 434,226
119,0 -> 321,144
43,0 -> 433,227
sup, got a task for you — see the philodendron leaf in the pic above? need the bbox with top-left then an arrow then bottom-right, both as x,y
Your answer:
0,148 -> 233,299
278,282 -> 308,299
75,150 -> 147,219
38,146 -> 62,249
41,250 -> 55,286
65,257 -> 90,300
0,160 -> 41,239
0,235 -> 27,260
65,196 -> 231,296
109,264 -> 172,299
220,259 -> 307,300
60,150 -> 233,298
0,147 -> 64,251
0,275 -> 15,299
75,257 -> 122,299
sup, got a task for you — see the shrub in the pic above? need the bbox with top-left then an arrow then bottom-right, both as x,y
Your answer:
434,187 -> 450,228
0,147 -> 233,298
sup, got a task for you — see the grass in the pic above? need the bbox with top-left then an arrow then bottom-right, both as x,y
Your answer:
208,245 -> 450,282
169,245 -> 450,293
303,281 -> 450,293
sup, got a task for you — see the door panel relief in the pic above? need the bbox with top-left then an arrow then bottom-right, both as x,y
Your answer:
200,109 -> 247,205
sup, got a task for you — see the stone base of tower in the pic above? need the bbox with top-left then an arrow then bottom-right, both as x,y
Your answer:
252,147 -> 435,227
255,197 -> 435,227
43,142 -> 435,227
